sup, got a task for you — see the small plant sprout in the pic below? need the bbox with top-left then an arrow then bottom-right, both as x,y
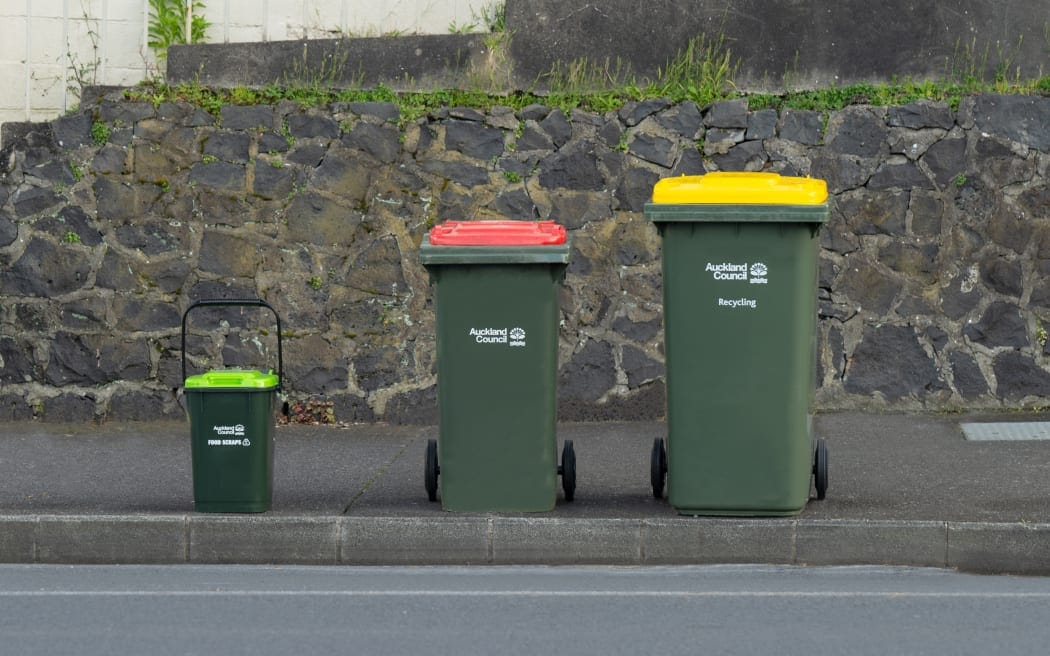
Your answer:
90,121 -> 110,146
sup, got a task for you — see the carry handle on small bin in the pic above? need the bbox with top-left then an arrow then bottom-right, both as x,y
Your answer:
181,299 -> 283,391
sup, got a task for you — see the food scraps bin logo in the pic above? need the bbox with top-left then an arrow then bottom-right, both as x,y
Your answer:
208,424 -> 251,446
469,327 -> 527,347
705,261 -> 769,284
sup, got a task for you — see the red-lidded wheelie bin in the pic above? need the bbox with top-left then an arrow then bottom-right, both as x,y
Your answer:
419,220 -> 576,511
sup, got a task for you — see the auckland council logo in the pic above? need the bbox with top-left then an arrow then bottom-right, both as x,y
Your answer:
705,261 -> 770,284
468,326 -> 527,347
509,327 -> 526,347
749,262 -> 768,284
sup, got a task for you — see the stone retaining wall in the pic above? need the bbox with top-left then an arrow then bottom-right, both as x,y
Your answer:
1,91 -> 1048,422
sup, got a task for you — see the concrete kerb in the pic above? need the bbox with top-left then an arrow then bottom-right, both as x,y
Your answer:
2,514 -> 1048,574
947,521 -> 1050,576
795,520 -> 949,570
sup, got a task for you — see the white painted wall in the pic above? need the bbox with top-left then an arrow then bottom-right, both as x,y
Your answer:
1,0 -> 486,126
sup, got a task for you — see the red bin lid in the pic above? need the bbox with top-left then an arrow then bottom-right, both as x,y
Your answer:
428,220 -> 567,246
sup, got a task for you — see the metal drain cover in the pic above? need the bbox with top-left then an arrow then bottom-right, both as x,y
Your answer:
961,422 -> 1050,441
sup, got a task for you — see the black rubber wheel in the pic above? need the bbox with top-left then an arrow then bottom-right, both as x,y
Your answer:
813,438 -> 828,500
425,438 -> 439,502
561,440 -> 576,502
651,437 -> 667,499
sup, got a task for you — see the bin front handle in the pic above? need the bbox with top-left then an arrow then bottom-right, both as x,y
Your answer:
181,298 -> 283,391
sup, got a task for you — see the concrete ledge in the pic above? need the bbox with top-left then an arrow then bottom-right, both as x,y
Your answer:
36,515 -> 188,565
947,522 -> 1050,576
341,516 -> 490,565
189,515 -> 340,565
642,518 -> 795,565
508,0 -> 1047,92
0,516 -> 36,563
491,517 -> 641,565
167,34 -> 488,90
3,514 -> 1050,574
796,520 -> 949,569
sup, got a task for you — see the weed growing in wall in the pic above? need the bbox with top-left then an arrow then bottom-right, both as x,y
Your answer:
66,3 -> 102,97
449,0 -> 506,34
90,121 -> 110,145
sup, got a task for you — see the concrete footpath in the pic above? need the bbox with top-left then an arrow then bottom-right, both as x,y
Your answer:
1,413 -> 1049,574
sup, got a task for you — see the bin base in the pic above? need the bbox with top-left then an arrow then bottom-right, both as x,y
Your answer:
441,503 -> 556,513
440,492 -> 556,513
194,501 -> 270,513
674,506 -> 805,518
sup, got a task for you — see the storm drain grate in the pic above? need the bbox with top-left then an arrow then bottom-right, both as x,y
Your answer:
961,422 -> 1050,441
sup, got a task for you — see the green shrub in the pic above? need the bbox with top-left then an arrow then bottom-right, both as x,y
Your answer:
148,0 -> 209,62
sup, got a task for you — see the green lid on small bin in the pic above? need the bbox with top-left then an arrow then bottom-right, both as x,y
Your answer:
185,368 -> 279,389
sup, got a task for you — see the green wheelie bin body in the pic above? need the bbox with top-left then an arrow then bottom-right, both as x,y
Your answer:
645,172 -> 828,516
421,221 -> 570,512
182,299 -> 282,513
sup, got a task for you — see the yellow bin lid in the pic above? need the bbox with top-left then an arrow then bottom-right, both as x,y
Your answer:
652,172 -> 828,205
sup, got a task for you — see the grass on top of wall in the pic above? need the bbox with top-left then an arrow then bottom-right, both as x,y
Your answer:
121,32 -> 1049,121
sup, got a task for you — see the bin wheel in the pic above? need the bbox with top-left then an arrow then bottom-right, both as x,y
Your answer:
425,439 -> 439,502
813,438 -> 828,500
560,440 -> 576,502
651,438 -> 668,499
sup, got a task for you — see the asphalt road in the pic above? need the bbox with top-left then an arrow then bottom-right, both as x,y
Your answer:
2,564 -> 1050,655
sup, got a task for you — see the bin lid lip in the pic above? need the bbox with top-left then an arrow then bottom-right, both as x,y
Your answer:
651,172 -> 828,205
428,220 -> 567,246
185,368 -> 279,389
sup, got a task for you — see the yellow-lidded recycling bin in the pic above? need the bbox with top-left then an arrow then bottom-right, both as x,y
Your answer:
645,172 -> 829,516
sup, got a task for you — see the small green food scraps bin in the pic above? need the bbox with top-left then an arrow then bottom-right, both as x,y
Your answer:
182,299 -> 282,513
645,172 -> 829,516
420,220 -> 576,512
